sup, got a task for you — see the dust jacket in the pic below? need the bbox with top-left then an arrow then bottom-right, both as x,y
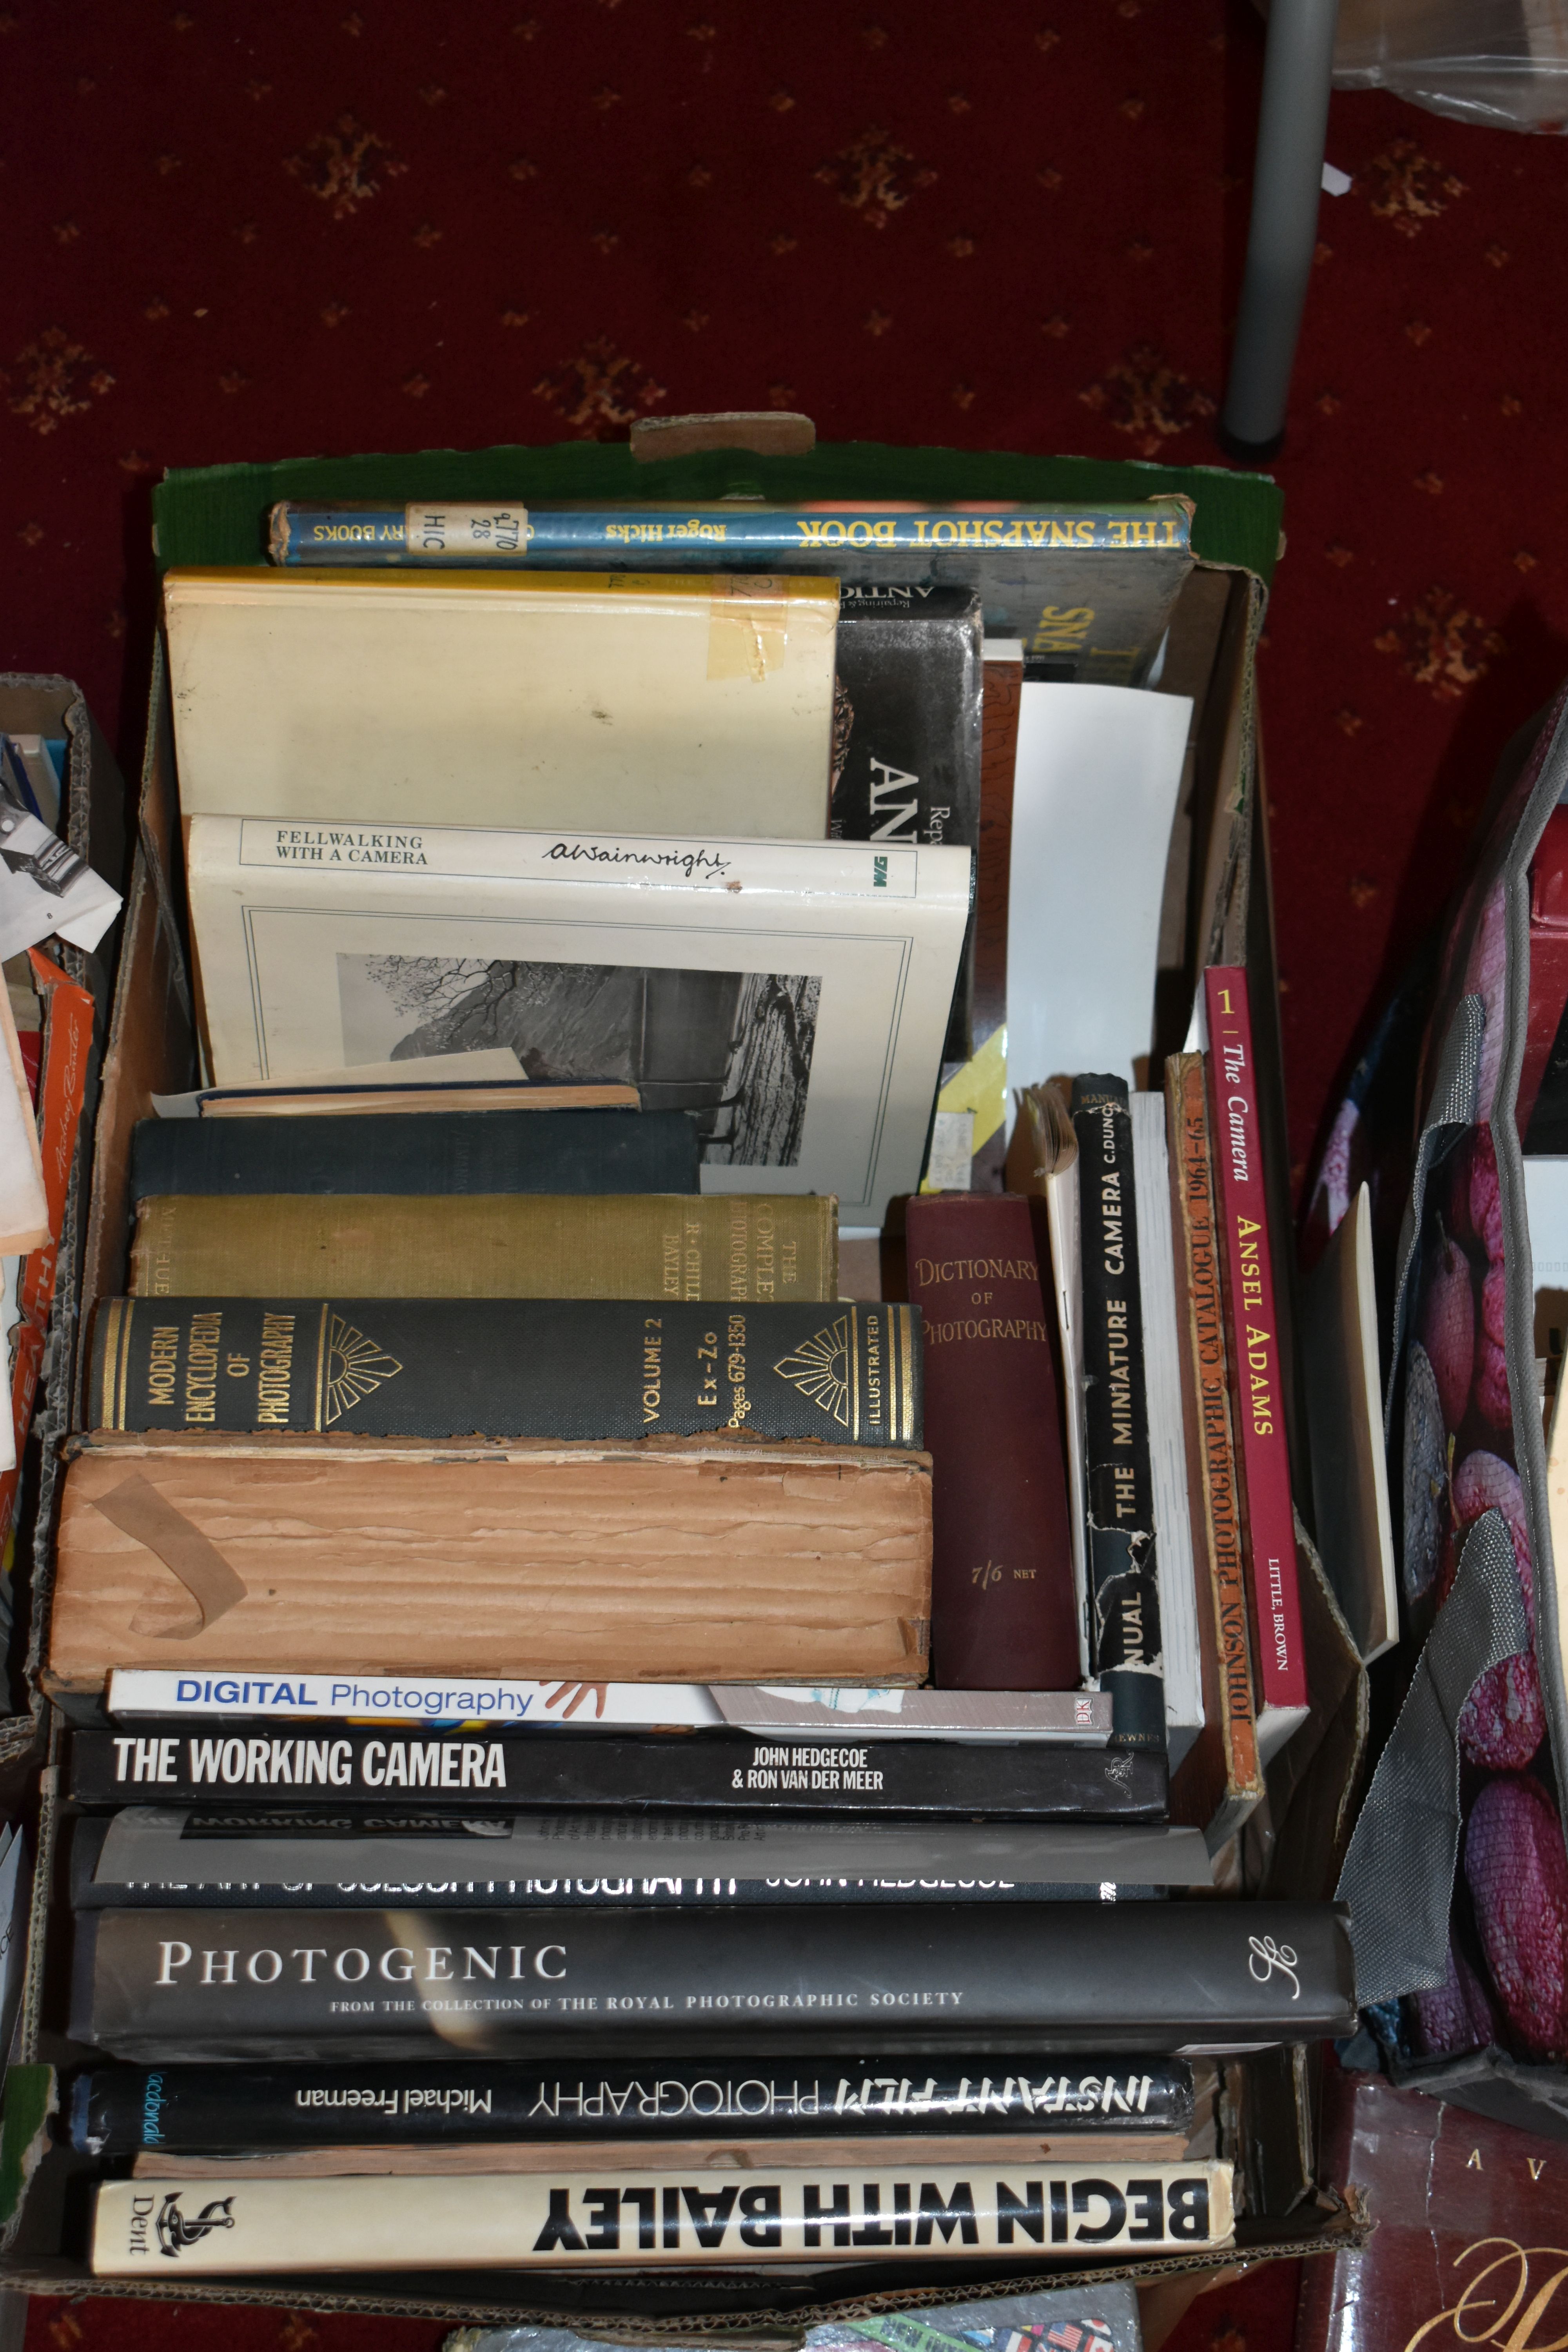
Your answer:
73,1899 -> 1357,2058
184,818 -> 972,1230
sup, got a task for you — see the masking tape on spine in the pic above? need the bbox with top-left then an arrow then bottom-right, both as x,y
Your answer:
707,574 -> 792,682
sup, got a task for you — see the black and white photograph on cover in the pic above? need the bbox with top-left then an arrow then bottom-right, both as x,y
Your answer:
338,952 -> 821,1165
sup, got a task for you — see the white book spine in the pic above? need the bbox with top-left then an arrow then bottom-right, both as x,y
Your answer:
105,1670 -> 722,1726
93,2160 -> 1234,2274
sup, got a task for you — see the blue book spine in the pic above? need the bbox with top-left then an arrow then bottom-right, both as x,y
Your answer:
269,502 -> 1191,568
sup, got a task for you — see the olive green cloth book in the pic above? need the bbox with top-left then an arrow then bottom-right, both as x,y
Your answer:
127,1192 -> 837,1302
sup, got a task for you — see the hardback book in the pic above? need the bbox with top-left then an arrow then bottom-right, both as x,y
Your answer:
73,2054 -> 1197,2152
129,2131 -> 1194,2177
1295,2063 -> 1568,2352
155,1047 -> 642,1119
266,499 -> 1195,687
128,1109 -> 701,1200
70,1722 -> 1164,1820
833,591 -> 982,853
973,641 -> 1023,1053
71,1899 -> 1356,2058
1299,1182 -> 1399,1663
181,816 -> 972,1228
709,1687 -> 1112,1744
73,1867 -> 1153,1915
904,1194 -> 1080,1690
44,1436 -> 933,1695
74,1866 -> 1160,1915
1129,1095 -> 1204,1771
1004,1085 -> 1090,1668
833,587 -> 983,1061
99,1673 -> 1117,1742
90,2158 -> 1235,2274
72,1807 -> 1212,1904
89,1298 -> 919,1446
1069,1077 -> 1165,1751
197,1080 -> 640,1117
1202,969 -> 1309,1725
161,568 -> 840,838
127,1192 -> 837,1303
1163,1054 -> 1265,1846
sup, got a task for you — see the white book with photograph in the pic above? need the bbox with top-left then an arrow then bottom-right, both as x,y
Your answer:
185,817 -> 971,1228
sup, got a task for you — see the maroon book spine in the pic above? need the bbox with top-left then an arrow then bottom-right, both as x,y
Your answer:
905,1192 -> 1081,1689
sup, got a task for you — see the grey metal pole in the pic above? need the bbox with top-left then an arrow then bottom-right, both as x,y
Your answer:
1220,0 -> 1341,460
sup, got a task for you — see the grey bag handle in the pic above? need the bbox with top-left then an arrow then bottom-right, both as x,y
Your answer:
1336,1509 -> 1528,2005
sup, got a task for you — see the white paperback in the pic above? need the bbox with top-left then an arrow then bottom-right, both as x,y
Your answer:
92,2162 -> 1235,2273
1004,684 -> 1191,1102
185,818 -> 971,1227
105,1671 -> 1114,1742
162,568 -> 839,839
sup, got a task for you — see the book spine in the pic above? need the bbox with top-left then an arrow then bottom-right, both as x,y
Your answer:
91,2160 -> 1234,2273
128,1109 -> 702,1200
834,599 -> 983,1063
50,1443 -> 931,1695
127,1192 -> 838,1304
76,1809 -> 1204,1901
1164,1056 -> 1263,1831
270,506 -> 408,563
71,1725 -> 1164,1819
832,601 -> 982,854
972,648 -> 1022,1045
1068,1079 -> 1165,1750
74,2055 -> 1197,2152
75,1877 -> 1156,1913
72,1900 -> 1357,2057
269,503 -> 1195,567
1202,970 -> 1308,1711
88,1298 -> 921,1448
904,1196 -> 1080,1690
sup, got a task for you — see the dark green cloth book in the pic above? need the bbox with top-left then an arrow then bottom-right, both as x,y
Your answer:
91,1296 -> 922,1445
129,1109 -> 700,1200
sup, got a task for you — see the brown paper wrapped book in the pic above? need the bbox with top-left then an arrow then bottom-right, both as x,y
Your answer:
43,1433 -> 932,1694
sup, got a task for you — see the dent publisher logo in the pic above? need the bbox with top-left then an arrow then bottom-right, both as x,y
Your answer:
156,2193 -> 236,2258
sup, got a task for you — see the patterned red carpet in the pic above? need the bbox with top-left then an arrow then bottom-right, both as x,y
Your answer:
7,0 -> 1568,1179
5,0 -> 1567,2338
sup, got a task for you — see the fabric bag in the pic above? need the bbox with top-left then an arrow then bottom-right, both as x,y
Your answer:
1330,681 -> 1568,2122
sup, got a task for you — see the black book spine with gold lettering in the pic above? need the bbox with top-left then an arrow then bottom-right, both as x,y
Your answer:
1068,1077 -> 1165,1753
89,1297 -> 922,1448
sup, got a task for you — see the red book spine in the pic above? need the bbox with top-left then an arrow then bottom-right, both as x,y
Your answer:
904,1192 -> 1080,1690
1203,966 -> 1308,1710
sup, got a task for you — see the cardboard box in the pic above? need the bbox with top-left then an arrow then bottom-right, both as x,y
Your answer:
0,439 -> 1368,2318
0,675 -> 126,1775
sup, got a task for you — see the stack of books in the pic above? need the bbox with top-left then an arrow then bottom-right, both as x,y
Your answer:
50,493 -> 1357,2289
